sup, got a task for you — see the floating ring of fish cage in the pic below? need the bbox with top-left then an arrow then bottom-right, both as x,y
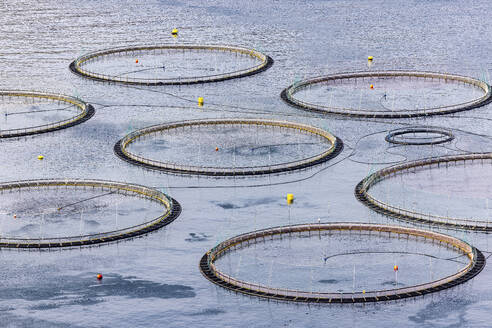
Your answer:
0,179 -> 181,248
113,118 -> 343,176
199,223 -> 485,303
69,44 -> 274,85
385,126 -> 455,145
0,90 -> 95,138
281,71 -> 492,118
355,153 -> 492,231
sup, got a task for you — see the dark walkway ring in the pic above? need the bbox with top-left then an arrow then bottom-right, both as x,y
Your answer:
200,223 -> 485,303
0,179 -> 181,248
355,153 -> 492,231
281,71 -> 492,118
0,90 -> 95,138
385,127 -> 454,145
70,44 -> 273,85
114,118 -> 343,176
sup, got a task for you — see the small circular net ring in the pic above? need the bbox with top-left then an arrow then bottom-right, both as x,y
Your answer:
113,118 -> 343,176
69,44 -> 274,85
199,222 -> 485,303
385,127 -> 455,145
0,179 -> 181,248
0,90 -> 95,138
281,71 -> 492,118
355,153 -> 492,231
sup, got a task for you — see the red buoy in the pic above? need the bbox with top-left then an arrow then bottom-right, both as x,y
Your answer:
97,274 -> 103,280
393,265 -> 398,272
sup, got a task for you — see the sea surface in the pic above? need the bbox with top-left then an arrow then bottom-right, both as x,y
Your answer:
1,0 -> 492,327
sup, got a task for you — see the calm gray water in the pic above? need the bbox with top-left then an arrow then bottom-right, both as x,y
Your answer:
1,0 -> 492,327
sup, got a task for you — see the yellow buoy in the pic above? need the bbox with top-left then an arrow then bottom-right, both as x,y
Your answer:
172,28 -> 178,37
287,193 -> 294,205
198,97 -> 204,107
370,84 -> 374,89
37,155 -> 44,160
362,290 -> 366,294
368,56 -> 373,61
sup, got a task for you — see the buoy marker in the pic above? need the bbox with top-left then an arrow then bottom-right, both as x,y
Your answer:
198,97 -> 204,107
393,265 -> 398,272
135,59 -> 139,64
215,147 -> 219,151
368,56 -> 373,61
37,155 -> 44,160
172,28 -> 178,37
370,84 -> 374,89
97,274 -> 103,280
287,193 -> 294,205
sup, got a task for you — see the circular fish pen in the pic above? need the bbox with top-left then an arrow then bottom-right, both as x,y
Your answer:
199,223 -> 485,303
114,118 -> 343,176
355,153 -> 492,231
0,179 -> 181,248
281,71 -> 491,118
69,44 -> 273,85
0,90 -> 95,138
385,126 -> 454,145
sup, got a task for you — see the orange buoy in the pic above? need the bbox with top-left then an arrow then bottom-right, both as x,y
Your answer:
215,147 -> 219,151
97,274 -> 103,280
370,84 -> 374,89
13,214 -> 17,219
135,59 -> 139,64
393,265 -> 398,272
